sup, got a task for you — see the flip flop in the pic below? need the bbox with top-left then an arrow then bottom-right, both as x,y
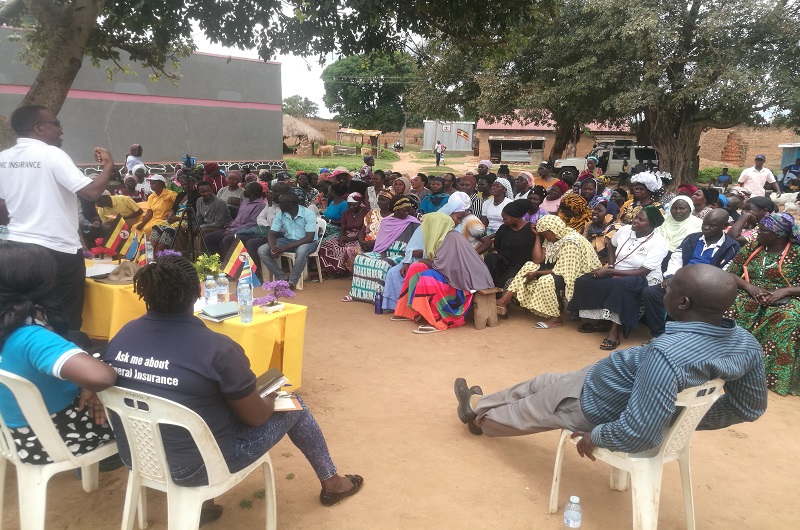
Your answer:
341,295 -> 354,302
533,321 -> 563,329
412,325 -> 442,334
390,315 -> 409,321
600,339 -> 620,350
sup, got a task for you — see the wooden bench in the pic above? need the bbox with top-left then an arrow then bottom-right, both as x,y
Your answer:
472,287 -> 503,329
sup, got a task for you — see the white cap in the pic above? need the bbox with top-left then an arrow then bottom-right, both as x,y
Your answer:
147,175 -> 166,183
569,495 -> 580,503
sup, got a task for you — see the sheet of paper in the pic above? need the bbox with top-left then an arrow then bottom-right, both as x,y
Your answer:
86,263 -> 119,277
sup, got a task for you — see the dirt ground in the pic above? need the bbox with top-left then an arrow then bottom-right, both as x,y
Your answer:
2,276 -> 799,529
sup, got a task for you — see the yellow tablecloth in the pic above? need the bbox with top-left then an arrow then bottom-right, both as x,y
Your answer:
81,278 -> 306,389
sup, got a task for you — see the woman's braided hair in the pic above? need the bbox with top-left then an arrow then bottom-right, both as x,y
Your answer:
133,255 -> 200,313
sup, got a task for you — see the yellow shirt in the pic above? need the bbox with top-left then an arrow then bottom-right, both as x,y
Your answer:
98,195 -> 142,220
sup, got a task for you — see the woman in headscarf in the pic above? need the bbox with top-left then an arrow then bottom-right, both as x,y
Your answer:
359,189 -> 395,251
392,174 -> 412,196
344,195 -> 421,302
534,161 -> 560,189
0,243 -> 117,465
725,212 -> 800,395
541,180 -> 568,214
447,191 -> 486,248
458,173 -> 484,217
620,171 -> 663,224
115,174 -> 147,202
582,200 -> 622,264
657,196 -> 702,269
477,160 -> 497,182
125,144 -> 143,174
393,212 -> 494,333
514,172 -> 534,200
691,188 -> 718,219
418,176 -> 449,215
579,177 -> 599,206
483,199 -> 538,288
578,156 -> 604,181
569,206 -> 668,350
557,193 -> 592,232
727,196 -> 776,246
130,163 -> 152,195
495,215 -> 601,328
523,186 -> 548,226
319,192 -> 369,277
481,177 -> 513,235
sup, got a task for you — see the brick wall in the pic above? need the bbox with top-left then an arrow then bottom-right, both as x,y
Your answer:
699,126 -> 800,168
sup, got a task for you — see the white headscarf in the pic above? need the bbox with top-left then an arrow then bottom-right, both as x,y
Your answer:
445,191 -> 471,214
658,196 -> 702,251
479,160 -> 493,170
631,171 -> 662,192
495,177 -> 513,199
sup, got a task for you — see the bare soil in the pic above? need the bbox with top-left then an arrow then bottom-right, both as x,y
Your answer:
3,277 -> 798,529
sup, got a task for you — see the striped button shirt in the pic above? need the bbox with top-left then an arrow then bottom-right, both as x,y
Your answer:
581,319 -> 767,453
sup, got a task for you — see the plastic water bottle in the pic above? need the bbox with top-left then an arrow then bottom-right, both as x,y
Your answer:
145,240 -> 154,263
374,288 -> 383,314
204,275 -> 218,307
564,496 -> 582,528
217,273 -> 230,303
237,279 -> 253,323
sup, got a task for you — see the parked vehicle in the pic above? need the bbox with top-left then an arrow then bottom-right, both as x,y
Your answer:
555,143 -> 659,182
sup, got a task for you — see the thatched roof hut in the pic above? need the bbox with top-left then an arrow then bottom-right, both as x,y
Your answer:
283,115 -> 326,145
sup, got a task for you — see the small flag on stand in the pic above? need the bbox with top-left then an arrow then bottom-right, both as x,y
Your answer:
136,237 -> 147,266
222,239 -> 261,287
121,231 -> 138,261
103,215 -> 130,254
240,253 -> 261,287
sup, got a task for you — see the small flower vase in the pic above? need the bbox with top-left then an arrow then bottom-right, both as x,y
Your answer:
260,302 -> 285,314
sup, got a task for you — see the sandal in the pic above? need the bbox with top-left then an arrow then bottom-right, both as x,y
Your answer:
533,321 -> 563,329
341,295 -> 354,302
577,322 -> 610,333
412,325 -> 442,334
199,504 -> 223,527
320,474 -> 364,506
600,339 -> 620,351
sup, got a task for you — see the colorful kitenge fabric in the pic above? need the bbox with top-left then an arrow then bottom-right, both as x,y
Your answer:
725,241 -> 800,395
348,219 -> 417,303
393,262 -> 473,330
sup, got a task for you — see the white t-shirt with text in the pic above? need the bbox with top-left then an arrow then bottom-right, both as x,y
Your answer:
0,138 -> 92,253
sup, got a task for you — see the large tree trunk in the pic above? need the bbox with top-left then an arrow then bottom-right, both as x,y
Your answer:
21,0 -> 106,112
548,120 -> 582,163
645,107 -> 704,186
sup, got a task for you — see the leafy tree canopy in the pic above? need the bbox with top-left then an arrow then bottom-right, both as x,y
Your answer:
0,0 -> 551,113
282,95 -> 319,118
322,52 -> 420,132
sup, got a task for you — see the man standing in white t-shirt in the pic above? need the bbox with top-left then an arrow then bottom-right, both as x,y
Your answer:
0,105 -> 114,332
737,154 -> 779,198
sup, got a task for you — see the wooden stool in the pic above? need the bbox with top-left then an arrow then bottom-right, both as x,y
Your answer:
473,287 -> 503,329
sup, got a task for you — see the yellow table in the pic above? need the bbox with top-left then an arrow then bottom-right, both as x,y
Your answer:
81,278 -> 306,389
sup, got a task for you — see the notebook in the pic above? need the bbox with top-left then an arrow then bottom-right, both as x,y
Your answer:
256,367 -> 289,397
197,301 -> 239,322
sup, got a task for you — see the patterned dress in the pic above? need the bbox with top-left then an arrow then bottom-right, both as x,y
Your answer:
725,241 -> 800,395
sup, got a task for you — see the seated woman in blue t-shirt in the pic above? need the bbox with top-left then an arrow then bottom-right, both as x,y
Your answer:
104,255 -> 362,521
0,242 -> 118,464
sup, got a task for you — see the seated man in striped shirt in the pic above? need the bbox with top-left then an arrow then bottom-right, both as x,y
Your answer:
454,264 -> 767,456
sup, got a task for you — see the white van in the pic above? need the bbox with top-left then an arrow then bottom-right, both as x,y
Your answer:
554,143 -> 659,182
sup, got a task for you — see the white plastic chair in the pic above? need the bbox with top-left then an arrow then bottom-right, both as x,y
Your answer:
0,368 -> 119,530
549,379 -> 724,530
263,217 -> 327,290
98,386 -> 276,530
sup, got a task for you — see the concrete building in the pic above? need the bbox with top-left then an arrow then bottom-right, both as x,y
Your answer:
0,27 -> 284,172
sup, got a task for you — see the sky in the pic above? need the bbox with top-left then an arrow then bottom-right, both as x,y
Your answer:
194,34 -> 334,119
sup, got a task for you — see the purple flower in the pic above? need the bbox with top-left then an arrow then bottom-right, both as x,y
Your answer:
156,249 -> 183,258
